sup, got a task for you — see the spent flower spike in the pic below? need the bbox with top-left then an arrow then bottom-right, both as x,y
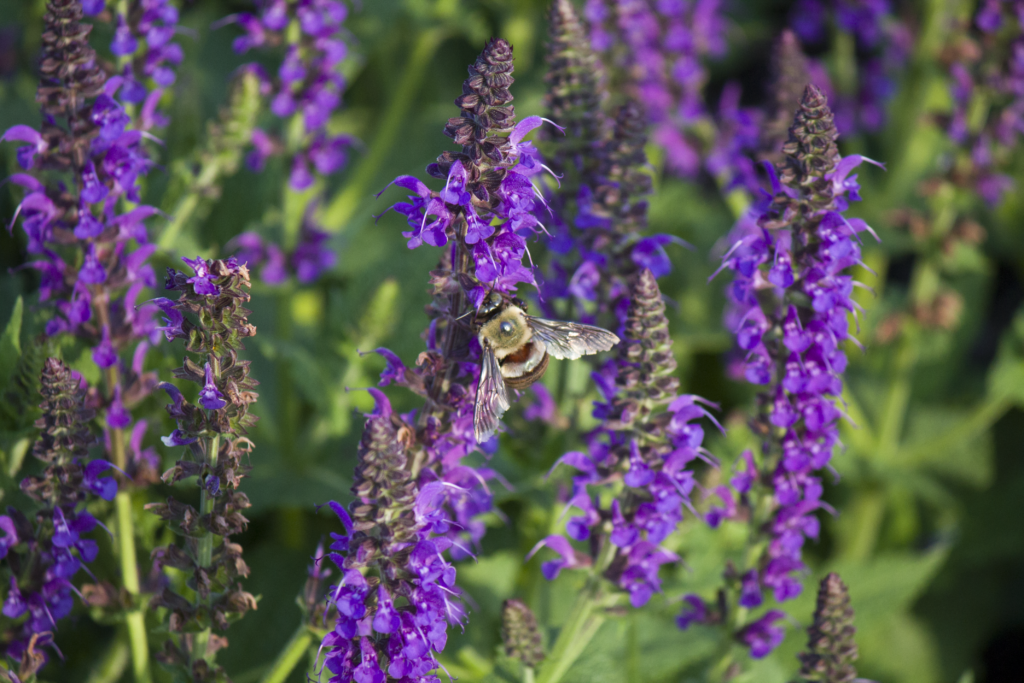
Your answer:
147,257 -> 259,677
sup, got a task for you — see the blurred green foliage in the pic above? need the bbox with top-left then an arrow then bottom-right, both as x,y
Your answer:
1,0 -> 1023,681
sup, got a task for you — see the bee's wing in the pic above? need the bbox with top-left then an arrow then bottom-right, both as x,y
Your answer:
474,341 -> 511,442
527,317 -> 621,360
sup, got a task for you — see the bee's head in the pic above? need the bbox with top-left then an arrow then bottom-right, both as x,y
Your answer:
479,306 -> 531,357
477,291 -> 504,319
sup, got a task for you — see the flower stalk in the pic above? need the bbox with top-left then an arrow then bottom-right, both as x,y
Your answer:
148,257 -> 259,681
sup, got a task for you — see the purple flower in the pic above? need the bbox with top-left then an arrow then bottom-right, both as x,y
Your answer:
632,234 -> 691,278
92,326 -> 118,368
2,125 -> 48,169
111,19 -> 138,56
292,226 -> 336,283
738,610 -> 786,658
182,257 -> 220,296
199,363 -> 227,411
676,594 -> 710,630
161,429 -> 197,447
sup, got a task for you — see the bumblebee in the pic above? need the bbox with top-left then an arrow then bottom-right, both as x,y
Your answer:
473,293 -> 620,442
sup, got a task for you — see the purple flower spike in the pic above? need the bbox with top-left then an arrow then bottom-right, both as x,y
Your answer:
711,86 -> 879,658
9,360 -> 113,664
224,0 -> 351,286
199,363 -> 227,411
541,270 -> 716,612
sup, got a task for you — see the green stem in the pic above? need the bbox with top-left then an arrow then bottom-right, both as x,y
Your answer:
321,26 -> 448,231
258,624 -> 314,683
115,490 -> 151,683
534,544 -> 613,683
191,432 -> 221,667
158,159 -> 229,250
839,333 -> 919,561
97,294 -> 151,683
877,335 -> 919,462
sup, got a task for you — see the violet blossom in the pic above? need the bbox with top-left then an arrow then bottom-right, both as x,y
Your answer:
103,0 -> 183,130
225,0 -> 350,285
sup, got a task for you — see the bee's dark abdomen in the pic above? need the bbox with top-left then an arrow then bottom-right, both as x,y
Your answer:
503,352 -> 548,390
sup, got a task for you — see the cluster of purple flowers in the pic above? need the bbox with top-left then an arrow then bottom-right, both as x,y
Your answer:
1,0 -> 164,487
83,0 -> 183,131
1,359 -> 117,676
536,269 -> 720,608
226,0 -> 351,284
540,1 -> 688,327
319,391 -> 461,683
584,0 -> 726,178
942,0 -> 1024,205
679,85 -> 878,658
787,0 -> 911,135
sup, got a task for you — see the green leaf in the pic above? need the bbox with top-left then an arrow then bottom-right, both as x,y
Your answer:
901,405 -> 995,487
0,296 -> 24,391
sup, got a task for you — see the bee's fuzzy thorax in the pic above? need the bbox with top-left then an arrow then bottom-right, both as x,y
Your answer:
479,306 -> 533,359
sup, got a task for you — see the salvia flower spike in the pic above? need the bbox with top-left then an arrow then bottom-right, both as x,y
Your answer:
537,269 -> 719,608
318,391 -> 460,683
684,84 -> 880,658
1,359 -> 116,676
227,0 -> 350,284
